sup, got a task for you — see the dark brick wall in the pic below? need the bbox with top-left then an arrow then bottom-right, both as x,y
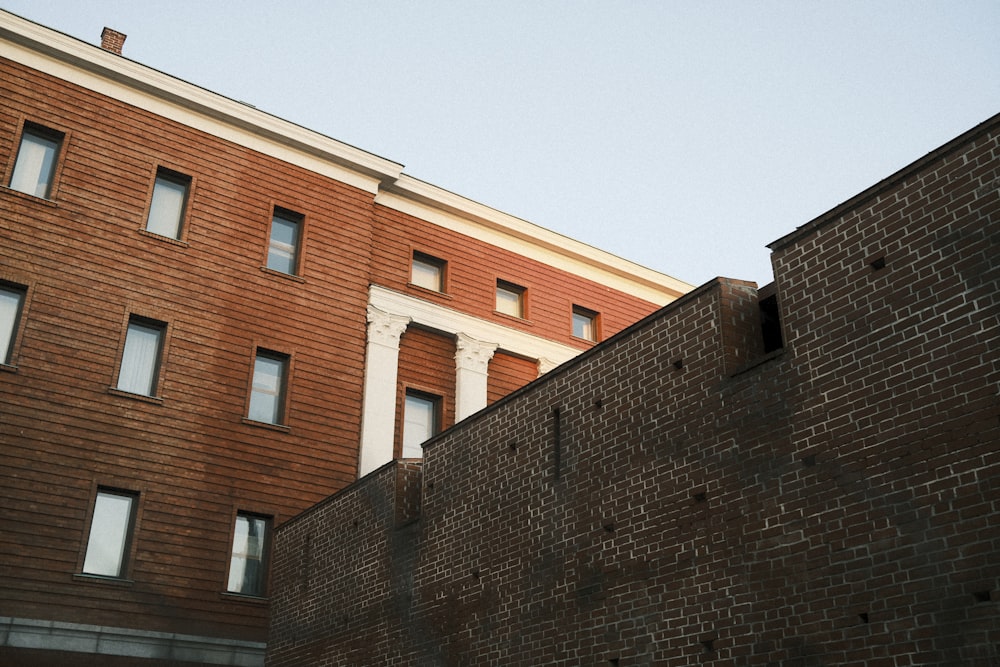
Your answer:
267,114 -> 1000,666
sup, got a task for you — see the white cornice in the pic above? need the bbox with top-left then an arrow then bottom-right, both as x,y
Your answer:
377,176 -> 692,305
0,10 -> 403,194
369,285 -> 581,367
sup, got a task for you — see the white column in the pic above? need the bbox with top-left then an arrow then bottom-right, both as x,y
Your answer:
454,333 -> 498,421
358,306 -> 411,477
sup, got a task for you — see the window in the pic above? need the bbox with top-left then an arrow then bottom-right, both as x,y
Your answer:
0,284 -> 26,365
117,317 -> 165,396
145,168 -> 191,239
572,306 -> 599,342
402,390 -> 440,458
82,489 -> 138,578
227,512 -> 271,597
9,123 -> 63,198
496,280 -> 525,318
266,209 -> 302,275
248,350 -> 288,425
411,252 -> 445,292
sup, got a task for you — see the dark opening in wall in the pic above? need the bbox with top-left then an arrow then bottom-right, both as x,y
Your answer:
758,282 -> 783,353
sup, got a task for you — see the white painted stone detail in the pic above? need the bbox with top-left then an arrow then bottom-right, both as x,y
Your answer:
454,333 -> 498,421
358,306 -> 411,477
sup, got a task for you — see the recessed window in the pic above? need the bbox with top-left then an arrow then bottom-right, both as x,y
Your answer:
402,390 -> 440,458
145,168 -> 191,239
496,280 -> 525,318
9,123 -> 64,198
248,350 -> 288,425
117,317 -> 165,397
411,252 -> 445,292
266,209 -> 302,275
82,489 -> 138,578
572,306 -> 599,342
227,512 -> 271,597
0,283 -> 26,365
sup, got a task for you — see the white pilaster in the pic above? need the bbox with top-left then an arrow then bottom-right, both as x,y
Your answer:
358,306 -> 411,477
454,333 -> 499,421
537,357 -> 559,375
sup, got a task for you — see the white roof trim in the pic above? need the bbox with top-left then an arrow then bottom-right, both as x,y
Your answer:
377,176 -> 692,304
0,11 -> 403,194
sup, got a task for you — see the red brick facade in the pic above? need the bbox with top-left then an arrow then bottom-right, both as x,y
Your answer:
267,114 -> 1000,665
0,15 -> 684,666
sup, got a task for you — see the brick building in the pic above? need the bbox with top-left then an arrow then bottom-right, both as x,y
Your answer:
267,114 -> 1000,665
0,11 -> 690,666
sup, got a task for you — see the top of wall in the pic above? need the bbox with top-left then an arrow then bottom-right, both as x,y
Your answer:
0,9 -> 693,304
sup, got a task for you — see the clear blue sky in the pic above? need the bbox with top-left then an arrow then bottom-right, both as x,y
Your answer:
4,1 -> 998,288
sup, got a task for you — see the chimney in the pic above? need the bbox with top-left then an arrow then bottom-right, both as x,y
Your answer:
100,27 -> 127,55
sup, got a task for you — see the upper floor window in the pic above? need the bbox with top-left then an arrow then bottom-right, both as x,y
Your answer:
9,123 -> 64,198
82,489 -> 138,578
248,350 -> 288,425
572,306 -> 600,342
145,167 -> 191,239
0,283 -> 26,366
266,209 -> 302,275
402,390 -> 440,458
117,317 -> 165,397
227,512 -> 271,597
411,252 -> 446,292
496,280 -> 525,318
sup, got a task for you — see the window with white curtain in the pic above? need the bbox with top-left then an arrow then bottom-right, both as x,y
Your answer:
572,306 -> 600,342
411,252 -> 446,292
9,123 -> 63,198
266,209 -> 302,275
82,489 -> 138,578
117,317 -> 165,396
496,280 -> 526,318
402,390 -> 439,458
248,351 -> 288,424
0,284 -> 26,365
227,512 -> 271,596
145,168 -> 191,239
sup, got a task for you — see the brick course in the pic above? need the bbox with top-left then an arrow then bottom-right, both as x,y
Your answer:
268,114 -> 1000,665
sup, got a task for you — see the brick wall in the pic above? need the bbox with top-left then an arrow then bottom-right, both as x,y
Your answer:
0,47 -> 673,663
0,56 -> 375,641
267,114 -> 1000,665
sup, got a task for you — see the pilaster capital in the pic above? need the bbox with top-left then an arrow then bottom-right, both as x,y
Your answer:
537,357 -> 558,375
455,332 -> 499,374
366,306 -> 411,348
